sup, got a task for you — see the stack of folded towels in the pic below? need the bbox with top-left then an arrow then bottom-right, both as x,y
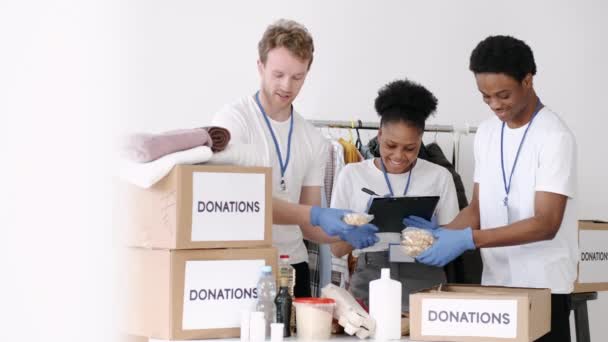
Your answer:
119,127 -> 231,188
124,126 -> 231,163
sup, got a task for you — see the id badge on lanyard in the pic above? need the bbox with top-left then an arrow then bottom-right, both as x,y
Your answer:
275,181 -> 290,201
255,91 -> 294,196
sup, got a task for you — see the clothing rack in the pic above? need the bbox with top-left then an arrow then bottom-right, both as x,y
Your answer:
311,119 -> 477,173
310,119 -> 477,134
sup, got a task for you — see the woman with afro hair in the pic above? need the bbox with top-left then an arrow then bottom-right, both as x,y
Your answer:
330,79 -> 459,312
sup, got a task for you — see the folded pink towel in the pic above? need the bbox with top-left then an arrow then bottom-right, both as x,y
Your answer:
203,126 -> 231,152
124,128 -> 212,163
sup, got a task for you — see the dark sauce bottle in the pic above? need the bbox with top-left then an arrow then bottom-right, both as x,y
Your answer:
274,277 -> 292,337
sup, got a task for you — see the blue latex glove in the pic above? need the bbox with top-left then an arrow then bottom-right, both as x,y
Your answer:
415,227 -> 476,267
339,224 -> 380,249
403,215 -> 439,231
310,206 -> 355,237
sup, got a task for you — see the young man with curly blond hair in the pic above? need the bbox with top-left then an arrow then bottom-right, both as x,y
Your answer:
212,19 -> 378,297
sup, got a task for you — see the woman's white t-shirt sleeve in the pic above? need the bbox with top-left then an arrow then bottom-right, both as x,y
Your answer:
535,131 -> 577,198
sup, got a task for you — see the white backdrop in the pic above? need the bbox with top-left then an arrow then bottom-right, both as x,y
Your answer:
2,1 -> 606,341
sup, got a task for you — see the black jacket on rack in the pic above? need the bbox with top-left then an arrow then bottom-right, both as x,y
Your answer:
420,143 -> 483,285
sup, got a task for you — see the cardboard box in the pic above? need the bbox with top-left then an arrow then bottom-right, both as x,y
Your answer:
117,164 -> 272,249
124,247 -> 278,340
409,284 -> 550,342
574,220 -> 608,292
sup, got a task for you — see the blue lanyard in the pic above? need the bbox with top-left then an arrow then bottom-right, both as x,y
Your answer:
500,99 -> 543,206
254,91 -> 294,191
379,158 -> 413,197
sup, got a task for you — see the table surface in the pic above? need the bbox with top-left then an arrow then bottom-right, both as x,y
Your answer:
150,336 -> 426,342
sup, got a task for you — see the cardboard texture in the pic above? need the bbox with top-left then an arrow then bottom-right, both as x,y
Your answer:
574,220 -> 608,292
117,164 -> 272,249
120,335 -> 148,342
124,247 -> 278,340
409,284 -> 550,342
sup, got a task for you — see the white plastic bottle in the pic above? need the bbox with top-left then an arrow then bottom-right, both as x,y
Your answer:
240,310 -> 251,342
249,311 -> 266,342
369,268 -> 401,340
255,265 -> 277,338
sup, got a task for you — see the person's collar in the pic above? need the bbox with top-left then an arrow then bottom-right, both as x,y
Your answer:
256,91 -> 293,122
506,93 -> 539,129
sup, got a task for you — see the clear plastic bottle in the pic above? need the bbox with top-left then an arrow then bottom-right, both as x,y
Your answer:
255,265 -> 277,338
278,255 -> 296,333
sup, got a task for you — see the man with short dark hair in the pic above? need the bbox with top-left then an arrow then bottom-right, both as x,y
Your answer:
407,35 -> 577,341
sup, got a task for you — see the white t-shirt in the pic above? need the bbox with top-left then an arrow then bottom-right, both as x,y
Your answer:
474,106 -> 578,293
331,158 -> 460,256
211,95 -> 328,264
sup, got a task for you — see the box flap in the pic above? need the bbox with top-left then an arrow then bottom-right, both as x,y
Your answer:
578,220 -> 608,230
417,284 -> 547,297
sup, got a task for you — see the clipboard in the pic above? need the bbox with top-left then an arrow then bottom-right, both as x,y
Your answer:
368,196 -> 439,233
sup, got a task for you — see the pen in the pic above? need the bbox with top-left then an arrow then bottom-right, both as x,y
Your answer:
361,187 -> 380,196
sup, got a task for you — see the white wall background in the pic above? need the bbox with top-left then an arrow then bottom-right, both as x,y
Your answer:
1,1 -> 120,342
121,1 -> 607,341
2,1 -> 606,341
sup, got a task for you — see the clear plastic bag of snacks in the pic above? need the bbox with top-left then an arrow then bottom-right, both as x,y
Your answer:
342,213 -> 374,226
401,227 -> 435,257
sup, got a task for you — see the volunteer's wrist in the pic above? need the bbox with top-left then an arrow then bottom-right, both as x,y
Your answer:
470,228 -> 481,249
310,205 -> 321,226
